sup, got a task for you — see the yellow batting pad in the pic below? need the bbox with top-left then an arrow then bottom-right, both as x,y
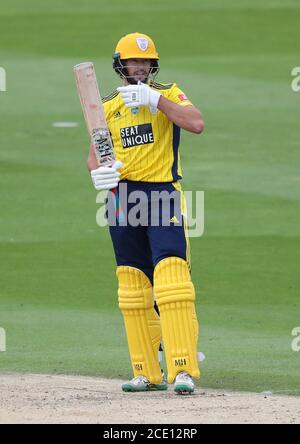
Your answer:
117,266 -> 163,384
154,257 -> 200,383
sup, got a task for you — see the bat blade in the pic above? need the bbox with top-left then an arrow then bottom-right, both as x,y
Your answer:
74,62 -> 115,166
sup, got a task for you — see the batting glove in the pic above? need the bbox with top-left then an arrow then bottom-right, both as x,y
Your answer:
90,160 -> 123,191
117,82 -> 161,112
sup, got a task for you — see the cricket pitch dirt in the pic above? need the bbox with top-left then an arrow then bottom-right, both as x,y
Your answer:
0,373 -> 299,424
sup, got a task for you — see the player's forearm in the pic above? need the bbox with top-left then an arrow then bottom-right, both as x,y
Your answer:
157,96 -> 204,134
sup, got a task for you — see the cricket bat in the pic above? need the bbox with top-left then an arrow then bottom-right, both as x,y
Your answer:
74,62 -> 115,166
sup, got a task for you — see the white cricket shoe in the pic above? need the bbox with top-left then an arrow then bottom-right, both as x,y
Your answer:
174,372 -> 195,394
122,375 -> 168,392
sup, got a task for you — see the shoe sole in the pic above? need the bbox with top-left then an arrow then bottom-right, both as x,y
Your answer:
174,384 -> 194,395
122,384 -> 168,392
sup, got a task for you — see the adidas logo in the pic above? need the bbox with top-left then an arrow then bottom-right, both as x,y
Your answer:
114,111 -> 121,119
170,216 -> 179,223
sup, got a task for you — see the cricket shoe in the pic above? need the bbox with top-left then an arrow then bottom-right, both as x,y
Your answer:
174,372 -> 195,394
122,375 -> 168,392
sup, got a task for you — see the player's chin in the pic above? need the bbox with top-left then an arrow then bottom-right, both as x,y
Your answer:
133,75 -> 148,84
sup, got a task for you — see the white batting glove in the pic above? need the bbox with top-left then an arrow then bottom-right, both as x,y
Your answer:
90,160 -> 123,191
117,82 -> 161,112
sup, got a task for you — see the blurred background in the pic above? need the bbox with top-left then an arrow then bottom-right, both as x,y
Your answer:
0,0 -> 299,394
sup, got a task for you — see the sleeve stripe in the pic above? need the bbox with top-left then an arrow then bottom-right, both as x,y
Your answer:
171,124 -> 182,181
102,91 -> 119,103
150,81 -> 174,90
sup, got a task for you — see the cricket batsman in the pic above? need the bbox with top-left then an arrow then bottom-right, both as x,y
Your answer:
87,33 -> 205,394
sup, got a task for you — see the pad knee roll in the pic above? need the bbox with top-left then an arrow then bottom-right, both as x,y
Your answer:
154,257 -> 200,383
117,266 -> 162,384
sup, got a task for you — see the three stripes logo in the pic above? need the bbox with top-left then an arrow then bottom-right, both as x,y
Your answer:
170,216 -> 180,224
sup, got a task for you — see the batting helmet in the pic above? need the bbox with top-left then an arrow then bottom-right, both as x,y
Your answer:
113,32 -> 160,83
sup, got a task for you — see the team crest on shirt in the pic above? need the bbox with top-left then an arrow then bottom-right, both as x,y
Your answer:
131,107 -> 139,115
136,38 -> 148,51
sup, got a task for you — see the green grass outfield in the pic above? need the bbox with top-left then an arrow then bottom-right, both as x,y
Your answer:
0,0 -> 300,395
